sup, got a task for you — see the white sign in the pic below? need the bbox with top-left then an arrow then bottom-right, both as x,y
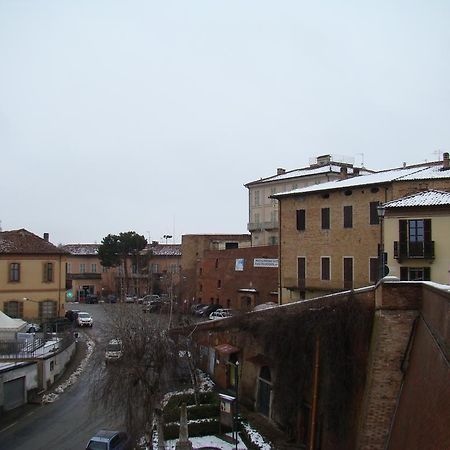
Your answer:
253,258 -> 279,268
235,259 -> 244,271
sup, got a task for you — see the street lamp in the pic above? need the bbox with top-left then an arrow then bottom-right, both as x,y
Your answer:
376,204 -> 386,281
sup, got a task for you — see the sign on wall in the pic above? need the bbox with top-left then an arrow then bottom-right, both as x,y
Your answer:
253,258 -> 279,268
235,259 -> 244,271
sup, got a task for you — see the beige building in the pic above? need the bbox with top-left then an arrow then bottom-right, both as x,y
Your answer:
383,190 -> 450,284
274,157 -> 450,303
245,154 -> 370,246
0,229 -> 67,320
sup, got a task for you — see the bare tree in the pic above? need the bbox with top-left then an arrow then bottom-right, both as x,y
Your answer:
90,305 -> 183,448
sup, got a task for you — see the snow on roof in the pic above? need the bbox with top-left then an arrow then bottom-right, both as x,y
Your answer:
274,164 -> 449,197
246,164 -> 370,186
62,244 -> 99,256
384,190 -> 450,208
0,311 -> 26,330
146,244 -> 182,257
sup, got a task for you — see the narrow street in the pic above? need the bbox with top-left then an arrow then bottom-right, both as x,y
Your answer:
0,303 -> 122,450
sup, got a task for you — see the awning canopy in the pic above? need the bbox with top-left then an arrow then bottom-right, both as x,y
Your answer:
214,344 -> 240,354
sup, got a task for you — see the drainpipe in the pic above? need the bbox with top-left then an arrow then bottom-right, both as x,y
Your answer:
278,199 -> 282,305
309,336 -> 320,450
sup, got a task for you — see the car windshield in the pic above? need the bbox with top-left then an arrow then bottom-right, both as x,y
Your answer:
78,313 -> 90,318
87,440 -> 108,450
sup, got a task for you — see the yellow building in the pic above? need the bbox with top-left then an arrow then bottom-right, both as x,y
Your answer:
0,229 -> 67,320
383,190 -> 450,284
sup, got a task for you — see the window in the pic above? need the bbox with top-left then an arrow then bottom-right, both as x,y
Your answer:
321,257 -> 330,281
254,213 -> 260,224
321,208 -> 330,230
91,263 -> 97,273
369,257 -> 379,283
39,300 -> 57,320
268,236 -> 278,245
296,209 -> 306,231
43,262 -> 54,282
369,202 -> 380,225
225,242 -> 239,249
270,210 -> 278,224
9,263 -> 20,282
400,267 -> 431,281
298,257 -> 306,290
4,300 -> 23,318
132,264 -> 137,274
215,259 -> 219,269
254,190 -> 260,206
395,219 -> 433,259
152,264 -> 159,273
217,280 -> 221,288
343,206 -> 353,228
102,265 -> 108,273
66,263 -> 71,274
343,257 -> 353,289
80,263 -> 86,273
199,284 -> 203,293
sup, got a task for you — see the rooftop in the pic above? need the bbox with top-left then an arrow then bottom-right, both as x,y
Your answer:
273,162 -> 449,198
62,244 -> 99,256
384,189 -> 450,208
0,229 -> 67,255
146,244 -> 182,257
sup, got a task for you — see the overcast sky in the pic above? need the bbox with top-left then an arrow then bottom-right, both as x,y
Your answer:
1,1 -> 449,245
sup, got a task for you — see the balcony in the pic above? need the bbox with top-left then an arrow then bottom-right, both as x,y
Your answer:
394,241 -> 435,260
247,221 -> 278,232
67,273 -> 101,280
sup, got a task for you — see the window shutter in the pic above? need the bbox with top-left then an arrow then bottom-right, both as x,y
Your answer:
296,209 -> 306,231
42,263 -> 47,282
399,220 -> 407,242
400,266 -> 408,281
424,219 -> 432,242
424,267 -> 431,281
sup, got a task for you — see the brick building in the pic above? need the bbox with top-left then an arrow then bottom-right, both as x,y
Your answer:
274,158 -> 450,302
244,154 -> 371,246
180,234 -> 251,308
176,279 -> 450,450
197,245 -> 278,310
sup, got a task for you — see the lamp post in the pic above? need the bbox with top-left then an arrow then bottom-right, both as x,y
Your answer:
233,360 -> 240,450
376,204 -> 386,281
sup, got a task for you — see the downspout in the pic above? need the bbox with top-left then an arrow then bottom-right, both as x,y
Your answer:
58,254 -> 63,316
309,336 -> 320,450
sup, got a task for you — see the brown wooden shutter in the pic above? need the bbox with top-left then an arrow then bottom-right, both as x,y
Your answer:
296,210 -> 306,231
400,266 -> 408,281
399,220 -> 408,257
424,219 -> 432,242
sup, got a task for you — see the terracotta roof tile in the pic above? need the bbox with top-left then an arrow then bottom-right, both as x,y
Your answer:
0,229 -> 67,255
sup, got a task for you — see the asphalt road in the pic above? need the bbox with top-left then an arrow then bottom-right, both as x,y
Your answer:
0,303 -> 124,450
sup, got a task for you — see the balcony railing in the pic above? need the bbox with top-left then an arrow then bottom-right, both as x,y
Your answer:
247,221 -> 278,232
394,241 -> 435,260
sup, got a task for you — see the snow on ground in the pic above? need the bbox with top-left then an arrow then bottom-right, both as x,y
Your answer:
166,432 -> 247,449
242,422 -> 272,449
42,333 -> 95,404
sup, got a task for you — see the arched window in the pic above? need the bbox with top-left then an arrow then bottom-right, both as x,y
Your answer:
4,300 -> 23,318
39,300 -> 57,320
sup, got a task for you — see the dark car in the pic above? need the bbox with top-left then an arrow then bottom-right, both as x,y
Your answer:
65,310 -> 80,322
44,317 -> 73,332
200,304 -> 222,318
85,294 -> 99,304
86,430 -> 131,450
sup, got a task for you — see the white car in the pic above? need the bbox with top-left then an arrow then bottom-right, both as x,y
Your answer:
209,309 -> 233,320
77,312 -> 93,327
105,339 -> 123,362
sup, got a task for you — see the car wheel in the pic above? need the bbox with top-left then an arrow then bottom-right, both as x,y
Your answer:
28,327 -> 36,333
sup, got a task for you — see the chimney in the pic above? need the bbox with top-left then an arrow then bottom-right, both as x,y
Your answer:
277,168 -> 286,175
353,167 -> 360,176
443,152 -> 450,170
340,166 -> 348,179
43,233 -> 49,241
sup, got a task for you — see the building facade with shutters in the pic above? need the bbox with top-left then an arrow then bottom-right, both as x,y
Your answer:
274,157 -> 450,303
0,229 -> 68,320
383,190 -> 450,284
244,154 -> 370,246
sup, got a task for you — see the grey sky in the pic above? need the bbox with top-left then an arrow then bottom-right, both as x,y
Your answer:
1,1 -> 449,245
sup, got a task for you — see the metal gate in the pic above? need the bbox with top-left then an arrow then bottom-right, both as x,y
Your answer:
4,377 -> 25,411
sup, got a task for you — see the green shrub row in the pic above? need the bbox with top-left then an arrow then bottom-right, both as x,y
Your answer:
165,391 -> 218,409
164,403 -> 219,423
164,419 -> 220,440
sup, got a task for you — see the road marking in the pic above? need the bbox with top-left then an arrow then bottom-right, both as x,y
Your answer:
0,422 -> 18,433
25,411 -> 35,417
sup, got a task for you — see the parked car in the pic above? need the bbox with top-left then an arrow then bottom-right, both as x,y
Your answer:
194,304 -> 210,317
77,312 -> 93,327
253,302 -> 278,312
85,294 -> 99,304
106,294 -> 117,303
45,317 -> 73,332
209,309 -> 233,320
199,304 -> 222,318
105,339 -> 123,362
65,310 -> 80,321
86,430 -> 131,450
124,296 -> 136,304
143,298 -> 162,313
190,303 -> 205,315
